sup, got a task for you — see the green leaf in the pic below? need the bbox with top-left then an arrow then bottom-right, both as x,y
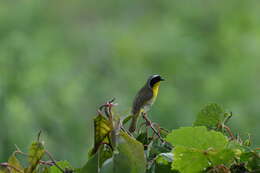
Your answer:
49,161 -> 72,173
155,164 -> 179,173
173,146 -> 208,173
80,153 -> 99,173
193,104 -> 224,129
0,167 -> 9,173
166,126 -> 234,173
100,132 -> 146,173
240,151 -> 260,171
122,115 -> 133,125
149,140 -> 172,159
91,114 -> 112,156
113,132 -> 146,173
166,126 -> 228,150
208,149 -> 234,166
99,146 -> 113,166
100,158 -> 114,173
41,168 -> 50,173
8,153 -> 24,173
25,141 -> 45,173
136,132 -> 149,146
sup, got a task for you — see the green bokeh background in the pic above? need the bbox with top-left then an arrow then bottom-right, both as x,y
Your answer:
0,0 -> 259,166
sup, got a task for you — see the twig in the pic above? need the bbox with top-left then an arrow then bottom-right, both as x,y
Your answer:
14,144 -> 56,168
98,98 -> 118,123
45,150 -> 65,173
0,162 -> 23,173
14,144 -> 29,157
223,112 -> 232,125
37,130 -> 42,142
142,113 -> 165,143
223,125 -> 235,140
39,160 -> 55,166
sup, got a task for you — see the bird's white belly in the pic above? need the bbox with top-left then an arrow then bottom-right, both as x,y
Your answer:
143,99 -> 154,113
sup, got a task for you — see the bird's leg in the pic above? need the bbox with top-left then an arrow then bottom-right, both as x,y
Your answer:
141,112 -> 165,143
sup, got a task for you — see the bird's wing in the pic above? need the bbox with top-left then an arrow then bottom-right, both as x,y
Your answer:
132,86 -> 153,115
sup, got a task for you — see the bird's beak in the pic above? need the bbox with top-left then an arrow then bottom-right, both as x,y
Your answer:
160,77 -> 165,81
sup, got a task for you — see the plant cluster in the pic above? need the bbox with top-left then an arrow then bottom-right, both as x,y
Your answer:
1,99 -> 259,173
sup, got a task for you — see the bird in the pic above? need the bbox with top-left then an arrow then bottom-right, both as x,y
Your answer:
129,74 -> 165,133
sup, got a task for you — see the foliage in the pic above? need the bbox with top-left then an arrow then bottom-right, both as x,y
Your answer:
1,0 -> 260,165
166,126 -> 234,173
193,104 -> 225,129
1,101 -> 259,173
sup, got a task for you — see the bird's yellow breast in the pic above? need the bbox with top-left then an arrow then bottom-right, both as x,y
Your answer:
152,82 -> 160,99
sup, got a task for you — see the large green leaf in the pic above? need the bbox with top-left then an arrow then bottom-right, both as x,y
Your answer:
166,126 -> 228,150
193,104 -> 224,129
166,126 -> 234,173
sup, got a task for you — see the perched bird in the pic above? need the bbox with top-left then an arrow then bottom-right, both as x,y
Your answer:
129,74 -> 165,132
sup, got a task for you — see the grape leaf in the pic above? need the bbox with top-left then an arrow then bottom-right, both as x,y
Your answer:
193,104 -> 224,129
166,126 -> 234,173
173,146 -> 208,173
208,149 -> 234,166
166,126 -> 228,150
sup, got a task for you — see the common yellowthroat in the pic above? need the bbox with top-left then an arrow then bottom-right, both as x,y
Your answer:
129,74 -> 165,132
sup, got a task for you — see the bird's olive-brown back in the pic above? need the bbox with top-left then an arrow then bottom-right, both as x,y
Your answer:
131,84 -> 153,115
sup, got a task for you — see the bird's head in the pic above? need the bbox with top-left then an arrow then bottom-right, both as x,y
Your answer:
147,74 -> 165,88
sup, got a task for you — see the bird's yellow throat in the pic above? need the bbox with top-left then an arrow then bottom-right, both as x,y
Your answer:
152,82 -> 160,99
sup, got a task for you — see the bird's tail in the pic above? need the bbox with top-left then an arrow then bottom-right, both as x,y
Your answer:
129,114 -> 139,133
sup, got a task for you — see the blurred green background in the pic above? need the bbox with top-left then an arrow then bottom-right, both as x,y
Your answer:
0,0 -> 259,166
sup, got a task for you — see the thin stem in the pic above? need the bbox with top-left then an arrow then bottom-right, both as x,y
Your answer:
39,160 -> 55,166
14,144 -> 29,157
223,125 -> 235,140
45,150 -> 65,173
142,113 -> 165,143
37,130 -> 42,142
223,112 -> 232,124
